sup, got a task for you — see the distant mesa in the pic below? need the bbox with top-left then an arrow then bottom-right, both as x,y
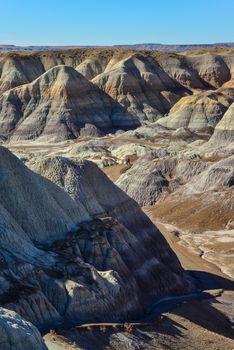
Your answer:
1,42 -> 234,52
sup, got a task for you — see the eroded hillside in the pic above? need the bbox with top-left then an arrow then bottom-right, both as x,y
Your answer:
0,47 -> 233,350
1,48 -> 234,142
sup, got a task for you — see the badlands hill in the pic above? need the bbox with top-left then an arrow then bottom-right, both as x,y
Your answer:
0,48 -> 234,141
156,88 -> 234,132
208,102 -> 234,148
0,65 -> 138,141
0,146 -> 192,349
0,47 -> 233,349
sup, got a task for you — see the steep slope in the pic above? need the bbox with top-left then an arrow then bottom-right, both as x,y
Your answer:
0,54 -> 45,94
76,56 -> 110,80
1,48 -> 234,142
156,88 -> 234,131
0,49 -> 119,94
116,156 -> 210,206
0,65 -> 139,141
116,160 -> 171,206
30,156 -> 188,281
158,55 -> 206,89
186,53 -> 231,88
0,146 -> 192,334
92,54 -> 188,122
207,103 -> 234,148
182,155 -> 234,193
0,145 -> 90,244
0,308 -> 47,350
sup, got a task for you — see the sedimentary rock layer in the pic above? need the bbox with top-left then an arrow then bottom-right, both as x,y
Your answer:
0,308 -> 47,350
207,103 -> 234,148
0,65 -> 139,141
0,146 -> 192,335
1,48 -> 234,141
156,88 -> 234,131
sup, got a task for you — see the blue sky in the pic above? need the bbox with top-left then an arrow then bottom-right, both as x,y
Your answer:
1,0 -> 234,46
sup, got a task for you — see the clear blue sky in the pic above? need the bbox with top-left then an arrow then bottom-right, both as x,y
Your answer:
1,0 -> 234,46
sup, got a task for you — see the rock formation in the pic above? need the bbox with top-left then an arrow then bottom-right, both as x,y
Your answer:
156,88 -> 234,132
116,160 -> 170,206
0,65 -> 139,141
76,56 -> 109,80
0,54 -> 45,94
1,48 -> 234,141
182,155 -> 234,194
116,151 -> 212,206
67,139 -> 112,160
207,102 -> 234,148
1,47 -> 234,349
0,146 -> 192,338
0,308 -> 47,350
92,54 -> 187,122
79,123 -> 104,138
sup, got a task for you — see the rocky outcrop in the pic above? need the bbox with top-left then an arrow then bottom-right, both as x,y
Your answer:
76,56 -> 109,80
117,154 -> 211,206
0,65 -> 139,142
67,139 -> 112,160
79,123 -> 104,138
207,103 -> 234,148
158,55 -> 206,89
65,139 -> 155,166
0,146 -> 192,334
0,145 -> 90,244
156,89 -> 234,131
182,155 -> 234,194
116,160 -> 170,206
0,49 -> 119,95
1,49 -> 234,142
2,48 -> 234,93
170,127 -> 202,143
0,54 -> 45,94
109,142 -> 154,160
0,308 -> 47,350
92,54 -> 188,122
116,156 -> 182,206
186,53 -> 231,88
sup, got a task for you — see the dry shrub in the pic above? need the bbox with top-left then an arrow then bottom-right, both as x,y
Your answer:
123,322 -> 134,333
111,324 -> 119,329
120,165 -> 131,174
49,329 -> 57,341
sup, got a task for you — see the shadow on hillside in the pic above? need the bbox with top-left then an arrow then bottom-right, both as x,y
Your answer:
161,270 -> 234,339
54,270 -> 234,348
189,269 -> 234,291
